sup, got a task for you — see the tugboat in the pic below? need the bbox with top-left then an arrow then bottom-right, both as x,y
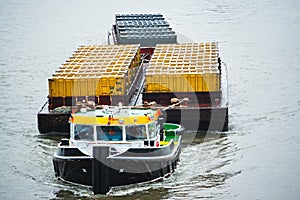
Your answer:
53,104 -> 184,194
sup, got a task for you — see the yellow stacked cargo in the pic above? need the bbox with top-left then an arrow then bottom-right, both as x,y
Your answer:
48,44 -> 141,106
144,42 -> 220,93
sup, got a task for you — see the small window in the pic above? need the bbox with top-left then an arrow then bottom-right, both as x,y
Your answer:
97,126 -> 123,141
74,125 -> 94,141
148,122 -> 157,138
126,125 -> 147,140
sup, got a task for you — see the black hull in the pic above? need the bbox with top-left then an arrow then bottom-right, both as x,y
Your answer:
38,112 -> 70,135
53,139 -> 181,194
53,156 -> 93,185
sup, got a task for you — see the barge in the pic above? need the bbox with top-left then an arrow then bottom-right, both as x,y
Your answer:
38,44 -> 144,134
53,105 -> 183,194
141,42 -> 228,131
37,13 -> 228,135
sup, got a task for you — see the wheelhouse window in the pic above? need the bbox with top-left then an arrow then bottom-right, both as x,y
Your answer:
125,125 -> 147,140
74,125 -> 94,141
96,126 -> 123,141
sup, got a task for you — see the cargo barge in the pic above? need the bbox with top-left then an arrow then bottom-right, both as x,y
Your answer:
37,14 -> 228,135
112,14 -> 228,132
38,44 -> 145,134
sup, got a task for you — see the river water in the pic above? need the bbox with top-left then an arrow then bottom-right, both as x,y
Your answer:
1,0 -> 300,199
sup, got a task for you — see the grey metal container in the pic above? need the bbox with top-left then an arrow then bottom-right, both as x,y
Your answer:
114,13 -> 177,47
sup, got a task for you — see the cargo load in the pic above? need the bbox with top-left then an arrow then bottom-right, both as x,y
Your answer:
48,44 -> 141,109
113,14 -> 177,47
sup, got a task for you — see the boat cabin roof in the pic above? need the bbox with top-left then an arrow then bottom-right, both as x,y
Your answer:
71,106 -> 161,126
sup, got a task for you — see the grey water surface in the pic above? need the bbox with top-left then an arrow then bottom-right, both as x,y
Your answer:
0,0 -> 299,199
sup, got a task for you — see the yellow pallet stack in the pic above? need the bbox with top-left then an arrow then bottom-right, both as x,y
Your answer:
145,42 -> 220,93
48,44 -> 141,97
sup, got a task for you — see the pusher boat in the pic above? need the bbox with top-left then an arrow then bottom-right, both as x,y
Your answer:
53,104 -> 184,194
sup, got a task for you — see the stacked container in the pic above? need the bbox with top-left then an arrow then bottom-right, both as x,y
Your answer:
143,42 -> 221,106
48,44 -> 141,109
114,14 -> 177,47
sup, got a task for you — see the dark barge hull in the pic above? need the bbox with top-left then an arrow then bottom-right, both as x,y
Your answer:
53,139 -> 181,194
143,91 -> 228,132
38,111 -> 70,135
166,107 -> 228,132
38,106 -> 228,135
